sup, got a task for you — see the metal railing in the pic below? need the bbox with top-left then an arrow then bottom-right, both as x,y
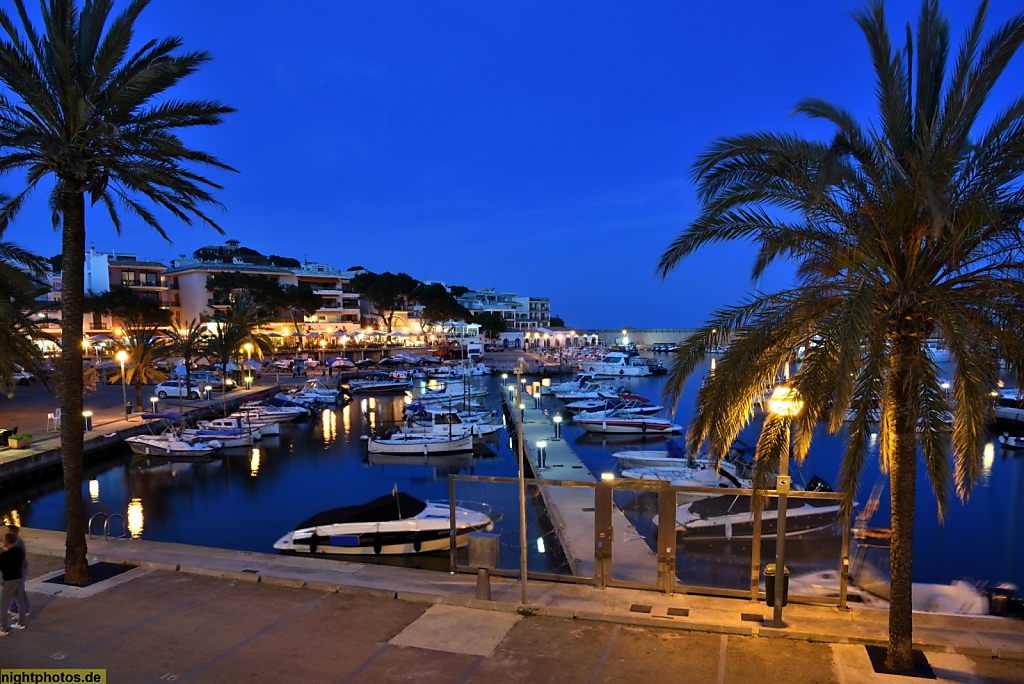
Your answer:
448,475 -> 852,609
88,512 -> 129,540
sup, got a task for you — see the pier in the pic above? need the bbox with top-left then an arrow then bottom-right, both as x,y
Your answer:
501,390 -> 657,583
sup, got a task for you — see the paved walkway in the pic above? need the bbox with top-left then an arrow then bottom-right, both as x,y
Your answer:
0,529 -> 1020,682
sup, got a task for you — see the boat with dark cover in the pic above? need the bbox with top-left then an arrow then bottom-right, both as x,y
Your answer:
273,492 -> 492,555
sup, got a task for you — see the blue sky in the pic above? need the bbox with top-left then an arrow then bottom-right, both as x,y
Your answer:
3,0 -> 1023,328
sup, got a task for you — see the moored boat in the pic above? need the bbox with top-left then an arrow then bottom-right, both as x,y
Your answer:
367,429 -> 473,455
273,492 -> 493,555
125,434 -> 223,459
574,409 -> 682,435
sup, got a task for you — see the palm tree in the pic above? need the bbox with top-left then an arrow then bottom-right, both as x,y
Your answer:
657,0 -> 1024,672
166,316 -> 208,400
115,320 -> 171,409
202,315 -> 247,417
0,0 -> 234,582
0,239 -> 48,390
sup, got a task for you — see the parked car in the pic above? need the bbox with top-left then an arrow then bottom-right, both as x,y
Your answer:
186,371 -> 225,390
12,365 -> 35,385
154,381 -> 202,400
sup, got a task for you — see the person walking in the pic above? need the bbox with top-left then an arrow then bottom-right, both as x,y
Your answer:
6,525 -> 29,621
0,532 -> 28,635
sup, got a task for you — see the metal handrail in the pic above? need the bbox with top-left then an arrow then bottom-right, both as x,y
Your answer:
105,513 -> 128,540
87,512 -> 108,538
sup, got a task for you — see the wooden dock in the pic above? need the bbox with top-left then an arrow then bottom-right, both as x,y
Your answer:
503,392 -> 656,582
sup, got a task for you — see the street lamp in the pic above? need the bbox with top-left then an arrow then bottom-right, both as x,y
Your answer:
116,350 -> 129,417
514,356 -> 529,605
150,396 -> 159,413
553,414 -> 562,440
768,384 -> 803,628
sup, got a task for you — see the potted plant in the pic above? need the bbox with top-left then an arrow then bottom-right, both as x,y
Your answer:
8,433 -> 32,449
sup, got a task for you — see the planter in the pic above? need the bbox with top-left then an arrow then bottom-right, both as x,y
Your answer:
8,435 -> 32,449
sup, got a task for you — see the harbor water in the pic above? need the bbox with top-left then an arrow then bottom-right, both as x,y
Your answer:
2,361 -> 1021,591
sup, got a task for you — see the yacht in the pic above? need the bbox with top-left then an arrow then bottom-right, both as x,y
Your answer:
348,373 -> 413,394
579,351 -> 653,377
273,492 -> 493,556
619,463 -> 752,502
574,409 -> 682,435
993,387 -> 1024,422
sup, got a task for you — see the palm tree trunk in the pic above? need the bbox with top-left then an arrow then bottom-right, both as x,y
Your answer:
60,192 -> 89,584
135,381 -> 144,412
885,334 -> 918,672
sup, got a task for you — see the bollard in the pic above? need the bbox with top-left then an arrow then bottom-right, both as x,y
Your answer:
468,532 -> 499,601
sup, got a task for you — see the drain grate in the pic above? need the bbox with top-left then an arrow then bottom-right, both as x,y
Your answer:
582,507 -> 595,512
629,604 -> 653,614
740,612 -> 764,623
667,607 -> 689,617
241,569 -> 260,574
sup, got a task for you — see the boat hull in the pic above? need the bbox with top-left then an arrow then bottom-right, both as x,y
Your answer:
575,419 -> 680,434
367,433 -> 473,455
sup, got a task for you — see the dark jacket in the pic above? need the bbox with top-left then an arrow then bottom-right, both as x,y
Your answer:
0,545 -> 24,581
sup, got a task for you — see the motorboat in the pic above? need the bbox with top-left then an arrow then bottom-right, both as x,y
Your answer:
348,373 -> 413,394
542,373 -> 597,396
660,476 -> 842,541
201,415 -> 279,435
367,429 -> 473,455
404,410 -> 501,438
405,403 -> 499,425
125,434 -> 223,459
993,387 -> 1024,422
574,409 -> 682,435
999,432 -> 1024,450
620,462 -> 752,501
614,441 -> 754,471
273,492 -> 493,556
579,351 -> 653,377
567,399 -> 663,417
295,378 -> 341,402
180,427 -> 259,448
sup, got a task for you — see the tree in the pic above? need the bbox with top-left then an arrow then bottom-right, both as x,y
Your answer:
474,311 -> 507,341
276,283 -> 322,337
448,285 -> 470,298
549,315 -> 566,328
416,282 -> 470,333
0,0 -> 234,583
657,1 -> 1024,671
204,296 -> 270,414
115,320 -> 171,409
0,240 -> 47,391
166,316 -> 208,400
351,271 -> 420,332
84,285 -> 171,327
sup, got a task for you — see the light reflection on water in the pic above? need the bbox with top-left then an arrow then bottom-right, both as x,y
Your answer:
1,363 -> 1021,589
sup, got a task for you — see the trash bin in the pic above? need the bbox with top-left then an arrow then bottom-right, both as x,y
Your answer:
125,401 -> 132,416
765,564 -> 790,607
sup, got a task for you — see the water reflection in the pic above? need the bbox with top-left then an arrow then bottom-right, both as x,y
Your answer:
250,448 -> 261,477
982,442 -> 995,483
341,403 -> 351,432
127,498 -> 144,538
89,478 -> 100,503
321,408 -> 337,444
1,510 -> 21,527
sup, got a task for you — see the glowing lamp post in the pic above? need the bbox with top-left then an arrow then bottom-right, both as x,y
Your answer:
116,350 -> 129,417
553,414 -> 562,440
767,385 -> 803,627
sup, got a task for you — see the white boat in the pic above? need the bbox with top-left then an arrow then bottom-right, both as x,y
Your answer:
999,432 -> 1024,450
367,429 -> 473,455
273,493 -> 493,555
620,463 -> 752,501
574,409 -> 682,435
580,351 -> 653,377
406,403 -> 499,425
542,373 -> 597,396
660,477 -> 842,541
239,402 -> 307,422
405,411 -> 501,438
994,387 -> 1024,422
125,434 -> 223,459
568,400 -> 663,417
220,414 -> 281,435
180,427 -> 260,448
295,378 -> 341,402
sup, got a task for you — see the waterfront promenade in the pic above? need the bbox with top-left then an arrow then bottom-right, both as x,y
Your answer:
2,529 -> 1021,682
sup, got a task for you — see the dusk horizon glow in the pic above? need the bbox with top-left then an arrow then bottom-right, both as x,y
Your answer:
2,0 -> 1022,328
